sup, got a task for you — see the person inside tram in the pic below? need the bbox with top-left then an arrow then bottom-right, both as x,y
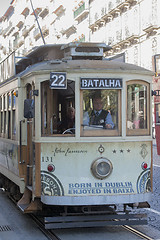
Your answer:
59,106 -> 75,133
66,106 -> 75,129
83,96 -> 114,129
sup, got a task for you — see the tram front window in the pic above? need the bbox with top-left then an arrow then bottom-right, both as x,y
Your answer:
127,81 -> 150,135
81,89 -> 121,136
41,80 -> 75,136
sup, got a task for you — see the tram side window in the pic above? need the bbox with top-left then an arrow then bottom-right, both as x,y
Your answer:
8,93 -> 11,139
155,103 -> 160,124
127,81 -> 150,135
41,80 -> 75,136
4,94 -> 7,135
12,92 -> 16,138
0,96 -> 3,135
0,92 -> 16,139
81,89 -> 121,136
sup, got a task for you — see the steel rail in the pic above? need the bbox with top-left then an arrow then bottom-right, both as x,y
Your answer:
122,225 -> 154,240
30,214 -> 60,240
114,218 -> 153,240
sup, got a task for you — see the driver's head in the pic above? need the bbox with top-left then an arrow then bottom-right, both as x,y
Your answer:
93,97 -> 103,111
67,107 -> 75,119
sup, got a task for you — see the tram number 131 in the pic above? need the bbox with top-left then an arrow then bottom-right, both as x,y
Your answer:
50,72 -> 67,89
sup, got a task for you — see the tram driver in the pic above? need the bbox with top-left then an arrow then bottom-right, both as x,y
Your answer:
83,96 -> 114,129
59,107 -> 75,133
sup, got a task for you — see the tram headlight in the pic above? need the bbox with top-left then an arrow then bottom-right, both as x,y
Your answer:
91,158 -> 113,179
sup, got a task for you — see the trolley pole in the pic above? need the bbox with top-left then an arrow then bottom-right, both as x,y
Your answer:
29,0 -> 46,45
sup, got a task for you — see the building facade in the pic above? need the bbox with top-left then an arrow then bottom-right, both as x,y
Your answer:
0,0 -> 160,71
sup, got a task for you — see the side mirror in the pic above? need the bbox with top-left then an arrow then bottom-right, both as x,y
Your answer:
24,99 -> 35,118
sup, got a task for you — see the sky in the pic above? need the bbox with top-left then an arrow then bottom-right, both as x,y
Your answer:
0,0 -> 11,17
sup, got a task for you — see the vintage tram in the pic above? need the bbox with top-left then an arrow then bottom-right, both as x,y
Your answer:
0,42 -> 153,228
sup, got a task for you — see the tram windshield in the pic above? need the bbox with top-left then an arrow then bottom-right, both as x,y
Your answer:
126,81 -> 150,135
41,80 -> 75,136
81,89 -> 121,136
40,79 -> 150,137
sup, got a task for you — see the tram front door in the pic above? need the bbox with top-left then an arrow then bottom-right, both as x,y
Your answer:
25,84 -> 34,186
18,84 -> 39,211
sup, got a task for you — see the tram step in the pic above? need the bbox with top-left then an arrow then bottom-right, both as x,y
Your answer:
44,213 -> 147,229
17,200 -> 42,213
18,204 -> 30,212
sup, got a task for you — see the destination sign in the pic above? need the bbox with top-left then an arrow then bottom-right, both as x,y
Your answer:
80,78 -> 122,89
50,72 -> 67,89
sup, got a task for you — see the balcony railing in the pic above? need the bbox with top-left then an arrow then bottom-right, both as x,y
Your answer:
33,28 -> 41,39
73,2 -> 89,21
111,34 -> 139,53
74,2 -> 85,18
39,7 -> 49,18
31,8 -> 42,16
41,25 -> 49,37
61,25 -> 76,37
12,27 -> 19,37
18,36 -> 24,47
143,25 -> 159,34
21,7 -> 29,16
16,15 -> 25,28
54,5 -> 65,16
89,0 -> 138,29
22,26 -> 30,36
3,21 -> 13,36
13,39 -> 19,49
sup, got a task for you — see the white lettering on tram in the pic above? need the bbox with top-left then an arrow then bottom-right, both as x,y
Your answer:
115,79 -> 121,87
81,79 -> 87,88
88,79 -> 94,87
68,181 -> 134,195
109,79 -> 115,87
81,78 -> 122,89
99,79 -> 105,87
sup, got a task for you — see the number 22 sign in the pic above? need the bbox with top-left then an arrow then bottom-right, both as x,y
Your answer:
50,72 -> 67,89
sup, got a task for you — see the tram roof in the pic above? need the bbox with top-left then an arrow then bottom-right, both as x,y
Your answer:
17,58 -> 153,78
15,43 -> 153,77
0,43 -> 153,83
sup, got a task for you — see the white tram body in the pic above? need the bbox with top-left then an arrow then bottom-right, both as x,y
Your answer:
0,43 -> 153,227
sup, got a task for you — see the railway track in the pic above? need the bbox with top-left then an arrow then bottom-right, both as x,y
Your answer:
31,213 -> 154,240
122,225 -> 154,240
1,188 -> 156,240
30,214 -> 60,240
5,192 -> 155,240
